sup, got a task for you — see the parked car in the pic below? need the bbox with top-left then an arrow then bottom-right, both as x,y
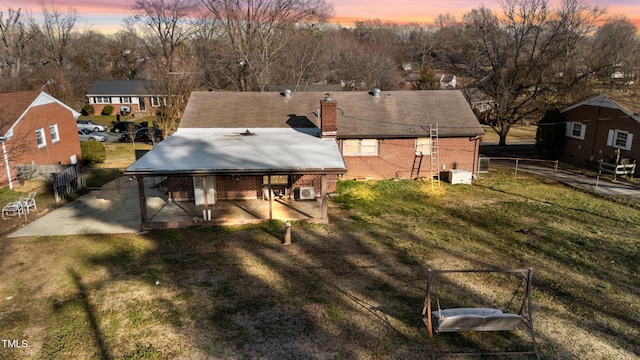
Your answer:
78,129 -> 108,142
77,119 -> 107,132
119,127 -> 164,144
111,121 -> 141,133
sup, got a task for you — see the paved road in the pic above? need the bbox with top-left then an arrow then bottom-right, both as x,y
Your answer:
491,159 -> 640,197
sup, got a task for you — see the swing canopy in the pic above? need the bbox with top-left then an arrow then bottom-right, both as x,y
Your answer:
421,268 -> 540,359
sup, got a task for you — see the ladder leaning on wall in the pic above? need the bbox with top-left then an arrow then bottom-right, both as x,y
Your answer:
429,124 -> 440,187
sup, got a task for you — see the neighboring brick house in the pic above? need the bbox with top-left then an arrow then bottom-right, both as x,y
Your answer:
86,80 -> 166,117
0,91 -> 81,188
562,94 -> 640,174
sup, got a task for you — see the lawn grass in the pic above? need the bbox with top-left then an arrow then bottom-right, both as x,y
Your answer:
0,170 -> 639,359
482,125 -> 538,143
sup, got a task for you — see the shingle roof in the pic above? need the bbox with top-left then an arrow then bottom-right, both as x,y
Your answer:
86,80 -> 157,96
180,90 -> 484,138
561,94 -> 640,123
0,91 -> 41,136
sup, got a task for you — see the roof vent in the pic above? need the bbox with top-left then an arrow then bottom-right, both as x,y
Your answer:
284,89 -> 291,98
324,93 -> 332,101
240,129 -> 255,136
373,88 -> 381,97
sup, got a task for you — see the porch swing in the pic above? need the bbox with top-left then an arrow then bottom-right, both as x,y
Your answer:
421,268 -> 540,359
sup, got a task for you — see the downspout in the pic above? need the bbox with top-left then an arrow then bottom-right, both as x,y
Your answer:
1,137 -> 12,189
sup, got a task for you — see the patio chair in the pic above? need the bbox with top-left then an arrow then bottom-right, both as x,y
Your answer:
22,192 -> 37,213
2,197 -> 25,219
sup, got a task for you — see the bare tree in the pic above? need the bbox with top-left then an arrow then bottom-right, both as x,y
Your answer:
28,1 -> 79,68
199,0 -> 333,91
453,0 -> 604,146
128,0 -> 201,135
591,16 -> 639,91
0,8 -> 35,83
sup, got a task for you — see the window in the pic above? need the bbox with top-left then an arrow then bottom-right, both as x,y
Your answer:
607,129 -> 633,151
415,138 -> 432,155
121,96 -> 131,103
263,175 -> 289,185
35,128 -> 46,148
343,139 -> 379,156
150,97 -> 167,107
49,124 -> 60,143
94,96 -> 110,104
565,122 -> 585,140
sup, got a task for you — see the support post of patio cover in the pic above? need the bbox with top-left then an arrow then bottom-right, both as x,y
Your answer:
268,176 -> 273,220
321,174 -> 328,220
136,177 -> 148,226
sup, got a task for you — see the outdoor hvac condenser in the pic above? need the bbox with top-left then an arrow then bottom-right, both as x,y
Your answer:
447,170 -> 473,185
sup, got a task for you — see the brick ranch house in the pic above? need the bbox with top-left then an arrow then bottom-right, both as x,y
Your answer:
124,89 -> 483,229
0,91 -> 81,189
86,79 -> 169,118
562,94 -> 640,175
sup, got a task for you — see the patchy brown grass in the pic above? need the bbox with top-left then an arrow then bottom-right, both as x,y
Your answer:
0,170 -> 639,359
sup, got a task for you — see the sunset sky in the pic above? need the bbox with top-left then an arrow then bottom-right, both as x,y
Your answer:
1,0 -> 639,34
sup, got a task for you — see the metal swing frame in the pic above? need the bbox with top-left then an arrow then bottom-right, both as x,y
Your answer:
421,268 -> 540,359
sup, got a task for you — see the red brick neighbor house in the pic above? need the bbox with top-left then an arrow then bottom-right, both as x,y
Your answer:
124,89 -> 483,229
86,80 -> 167,117
0,91 -> 82,189
562,94 -> 640,175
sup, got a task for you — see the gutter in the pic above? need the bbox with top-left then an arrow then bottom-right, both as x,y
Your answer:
0,136 -> 12,189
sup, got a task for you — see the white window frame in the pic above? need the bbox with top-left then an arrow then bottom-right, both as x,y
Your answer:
150,96 -> 167,107
607,129 -> 633,151
121,96 -> 131,103
49,124 -> 60,143
565,121 -> 585,140
343,139 -> 379,156
35,128 -> 46,148
415,138 -> 432,155
94,96 -> 111,104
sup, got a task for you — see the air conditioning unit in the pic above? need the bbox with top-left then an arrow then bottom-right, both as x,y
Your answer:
298,186 -> 316,200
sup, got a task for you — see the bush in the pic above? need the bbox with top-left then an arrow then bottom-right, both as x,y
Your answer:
81,141 -> 106,164
101,105 -> 114,116
81,104 -> 95,116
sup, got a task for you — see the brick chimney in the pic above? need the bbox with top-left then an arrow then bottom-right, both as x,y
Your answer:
320,94 -> 337,138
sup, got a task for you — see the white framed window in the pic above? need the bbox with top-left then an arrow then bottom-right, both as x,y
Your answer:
49,124 -> 60,143
35,128 -> 46,148
343,139 -> 379,156
415,138 -> 432,155
150,97 -> 167,107
565,121 -> 585,140
94,96 -> 111,104
121,96 -> 131,103
607,129 -> 633,151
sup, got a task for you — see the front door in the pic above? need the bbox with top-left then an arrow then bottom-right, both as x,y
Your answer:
193,176 -> 215,206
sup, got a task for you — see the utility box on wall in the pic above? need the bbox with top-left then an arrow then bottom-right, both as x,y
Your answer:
447,170 -> 473,185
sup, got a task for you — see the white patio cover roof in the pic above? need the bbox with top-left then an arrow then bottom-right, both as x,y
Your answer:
125,128 -> 347,176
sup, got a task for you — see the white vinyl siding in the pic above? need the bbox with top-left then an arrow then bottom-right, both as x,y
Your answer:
343,139 -> 379,156
565,122 -> 585,140
607,129 -> 633,151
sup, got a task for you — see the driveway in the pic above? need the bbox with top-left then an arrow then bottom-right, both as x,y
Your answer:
7,177 -> 166,238
490,159 -> 640,197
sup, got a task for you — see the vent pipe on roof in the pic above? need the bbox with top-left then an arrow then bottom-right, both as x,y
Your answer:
373,88 -> 381,97
284,89 -> 291,98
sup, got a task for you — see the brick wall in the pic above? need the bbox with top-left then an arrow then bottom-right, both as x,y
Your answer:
340,137 -> 480,180
563,105 -> 640,170
1,102 -> 82,187
166,174 -> 338,202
